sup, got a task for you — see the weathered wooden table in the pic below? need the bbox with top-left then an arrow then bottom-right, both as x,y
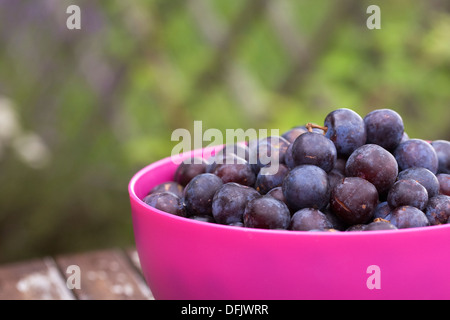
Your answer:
0,248 -> 154,300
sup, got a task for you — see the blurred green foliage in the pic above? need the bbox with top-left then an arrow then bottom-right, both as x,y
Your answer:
0,0 -> 449,263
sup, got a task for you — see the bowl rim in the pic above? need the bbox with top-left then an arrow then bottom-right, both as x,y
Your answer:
128,146 -> 450,238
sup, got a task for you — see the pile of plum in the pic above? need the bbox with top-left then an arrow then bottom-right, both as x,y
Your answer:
143,108 -> 450,232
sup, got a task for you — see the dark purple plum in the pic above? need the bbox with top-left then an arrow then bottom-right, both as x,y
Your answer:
215,143 -> 250,162
397,167 -> 440,198
143,192 -> 186,217
243,195 -> 291,229
324,108 -> 367,158
389,206 -> 429,229
282,165 -> 330,211
333,158 -> 347,175
212,183 -> 260,225
394,139 -> 439,174
364,220 -> 398,231
364,109 -> 404,151
424,195 -> 450,225
281,127 -> 308,143
346,224 -> 367,231
148,181 -> 184,198
206,152 -> 246,173
284,143 -> 296,169
289,208 -> 333,231
373,201 -> 391,220
183,173 -> 223,217
255,164 -> 289,194
431,140 -> 450,174
267,186 -> 287,204
282,125 -> 324,143
387,179 -> 428,211
174,157 -> 207,186
213,158 -> 256,186
330,177 -> 379,225
248,136 -> 290,173
345,144 -> 398,195
291,131 -> 337,173
328,169 -> 345,191
321,207 -> 349,231
437,173 -> 450,196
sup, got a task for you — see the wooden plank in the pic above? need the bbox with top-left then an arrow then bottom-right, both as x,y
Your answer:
0,257 -> 75,300
125,248 -> 142,274
125,248 -> 154,299
55,249 -> 153,300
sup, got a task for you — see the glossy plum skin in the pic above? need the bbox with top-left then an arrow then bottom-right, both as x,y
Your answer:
289,208 -> 333,231
345,144 -> 398,195
284,143 -> 296,169
364,220 -> 398,231
248,136 -> 290,173
387,179 -> 429,211
243,195 -> 291,229
213,160 -> 256,187
437,174 -> 450,196
212,183 -> 260,225
394,139 -> 439,174
389,206 -> 430,229
373,201 -> 391,220
328,169 -> 345,192
330,177 -> 379,225
143,192 -> 186,217
431,140 -> 450,174
255,164 -> 289,194
183,173 -> 223,217
324,108 -> 367,158
364,109 -> 404,151
148,181 -> 184,198
282,165 -> 330,212
215,143 -> 250,162
425,195 -> 450,225
291,132 -> 337,173
174,157 -> 207,187
281,127 -> 308,143
397,167 -> 440,198
266,186 -> 287,205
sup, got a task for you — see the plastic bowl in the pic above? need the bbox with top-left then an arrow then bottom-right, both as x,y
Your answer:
129,146 -> 450,300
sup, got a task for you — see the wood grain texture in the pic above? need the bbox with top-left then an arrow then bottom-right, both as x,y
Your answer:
0,248 -> 154,300
0,257 -> 74,300
55,249 -> 153,300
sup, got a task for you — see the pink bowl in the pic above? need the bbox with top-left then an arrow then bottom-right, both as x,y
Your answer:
129,146 -> 450,300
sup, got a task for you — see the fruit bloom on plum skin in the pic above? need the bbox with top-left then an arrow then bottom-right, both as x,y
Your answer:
394,139 -> 439,174
345,144 -> 398,196
324,108 -> 367,158
243,195 -> 291,229
330,177 -> 378,225
364,109 -> 404,152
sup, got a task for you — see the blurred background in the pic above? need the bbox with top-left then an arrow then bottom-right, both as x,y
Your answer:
0,0 -> 449,263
